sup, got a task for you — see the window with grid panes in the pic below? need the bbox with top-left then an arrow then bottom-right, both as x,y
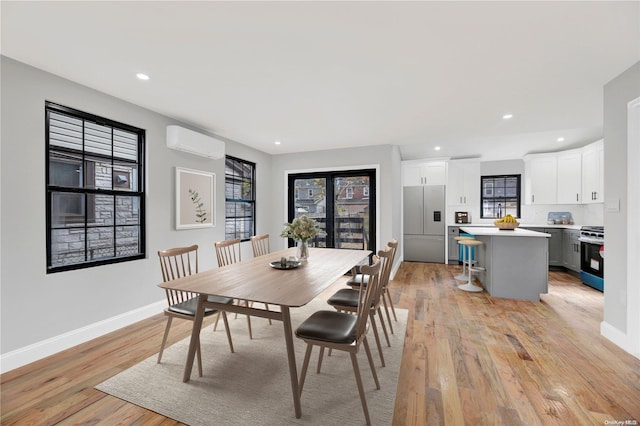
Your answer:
225,156 -> 255,240
480,174 -> 521,219
46,102 -> 145,273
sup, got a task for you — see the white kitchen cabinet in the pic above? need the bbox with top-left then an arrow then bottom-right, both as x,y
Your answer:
524,154 -> 557,204
581,140 -> 604,203
557,149 -> 582,204
447,159 -> 480,206
402,160 -> 446,186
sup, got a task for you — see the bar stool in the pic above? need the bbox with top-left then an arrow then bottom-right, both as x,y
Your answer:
454,236 -> 475,281
458,239 -> 485,292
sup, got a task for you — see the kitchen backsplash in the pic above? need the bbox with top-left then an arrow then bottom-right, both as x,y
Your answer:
465,203 -> 604,226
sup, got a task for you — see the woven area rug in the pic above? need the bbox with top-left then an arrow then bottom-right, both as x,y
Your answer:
96,298 -> 407,425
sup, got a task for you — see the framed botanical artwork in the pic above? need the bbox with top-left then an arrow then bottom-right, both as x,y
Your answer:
176,167 -> 215,230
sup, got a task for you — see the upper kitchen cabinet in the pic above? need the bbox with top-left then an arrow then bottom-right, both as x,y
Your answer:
557,149 -> 582,204
524,153 -> 557,204
447,159 -> 480,206
581,140 -> 604,203
402,160 -> 447,186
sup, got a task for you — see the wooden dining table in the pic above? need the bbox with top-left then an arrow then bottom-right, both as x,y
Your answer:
157,246 -> 371,419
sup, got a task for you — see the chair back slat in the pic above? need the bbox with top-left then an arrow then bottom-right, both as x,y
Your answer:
158,245 -> 199,306
215,238 -> 242,266
250,234 -> 270,257
372,246 -> 393,308
355,255 -> 382,340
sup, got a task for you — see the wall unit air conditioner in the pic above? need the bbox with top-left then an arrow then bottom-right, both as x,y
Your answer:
166,125 -> 225,159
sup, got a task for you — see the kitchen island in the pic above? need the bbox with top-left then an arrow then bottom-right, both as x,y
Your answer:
460,227 -> 551,301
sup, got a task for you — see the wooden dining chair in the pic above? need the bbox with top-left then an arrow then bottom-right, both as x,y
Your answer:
326,245 -> 393,367
250,233 -> 270,257
250,233 -> 273,325
157,245 -> 234,377
214,238 -> 254,339
295,257 -> 383,426
347,239 -> 399,332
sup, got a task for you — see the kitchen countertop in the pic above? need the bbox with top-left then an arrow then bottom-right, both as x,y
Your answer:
451,223 -> 582,230
459,226 -> 551,237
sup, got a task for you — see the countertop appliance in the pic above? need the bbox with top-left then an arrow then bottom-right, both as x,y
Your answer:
403,185 -> 445,263
579,226 -> 604,291
455,211 -> 470,224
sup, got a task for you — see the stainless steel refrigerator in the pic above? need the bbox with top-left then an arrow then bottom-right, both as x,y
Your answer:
403,185 -> 445,263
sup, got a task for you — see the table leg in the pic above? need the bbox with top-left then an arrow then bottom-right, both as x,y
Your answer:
183,293 -> 206,382
281,306 -> 302,418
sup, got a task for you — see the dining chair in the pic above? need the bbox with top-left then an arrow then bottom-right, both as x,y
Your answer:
295,257 -> 383,426
250,233 -> 270,257
214,238 -> 254,339
347,239 -> 399,332
157,245 -> 234,377
250,234 -> 273,325
326,245 -> 393,367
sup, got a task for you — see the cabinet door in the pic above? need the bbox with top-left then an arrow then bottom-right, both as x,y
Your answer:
581,141 -> 604,203
525,156 -> 557,204
447,227 -> 460,262
403,164 -> 423,186
423,162 -> 446,185
557,151 -> 582,204
562,229 -> 581,271
447,160 -> 479,205
545,228 -> 563,266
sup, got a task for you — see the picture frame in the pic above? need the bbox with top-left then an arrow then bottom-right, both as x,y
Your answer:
175,167 -> 215,230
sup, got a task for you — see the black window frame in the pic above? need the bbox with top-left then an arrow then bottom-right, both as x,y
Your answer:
224,156 -> 256,241
45,102 -> 146,273
480,174 -> 521,219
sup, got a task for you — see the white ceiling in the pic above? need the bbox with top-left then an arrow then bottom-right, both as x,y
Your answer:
2,1 -> 639,161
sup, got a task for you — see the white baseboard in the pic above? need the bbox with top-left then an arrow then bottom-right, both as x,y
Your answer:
0,300 -> 165,374
600,320 -> 640,360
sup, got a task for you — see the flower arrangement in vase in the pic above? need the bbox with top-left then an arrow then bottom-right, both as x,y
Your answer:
280,215 -> 322,262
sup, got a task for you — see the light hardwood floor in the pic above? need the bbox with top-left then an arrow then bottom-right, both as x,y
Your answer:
1,262 -> 639,425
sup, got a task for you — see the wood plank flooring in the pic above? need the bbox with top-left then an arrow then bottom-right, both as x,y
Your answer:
2,262 -> 639,425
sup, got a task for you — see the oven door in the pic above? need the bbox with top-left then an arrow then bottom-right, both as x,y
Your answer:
580,240 -> 604,278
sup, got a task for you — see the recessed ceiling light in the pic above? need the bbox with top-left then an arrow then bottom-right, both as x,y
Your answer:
136,73 -> 150,81
502,114 -> 513,120
434,146 -> 441,151
557,137 -> 565,142
274,141 -> 281,145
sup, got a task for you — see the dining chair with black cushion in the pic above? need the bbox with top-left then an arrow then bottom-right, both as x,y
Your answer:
295,257 -> 383,426
214,238 -> 254,339
347,239 -> 399,332
326,245 -> 393,367
157,245 -> 234,377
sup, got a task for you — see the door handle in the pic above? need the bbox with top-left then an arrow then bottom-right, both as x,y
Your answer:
576,193 -> 579,202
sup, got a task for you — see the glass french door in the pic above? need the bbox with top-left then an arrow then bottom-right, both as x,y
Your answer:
287,170 -> 375,252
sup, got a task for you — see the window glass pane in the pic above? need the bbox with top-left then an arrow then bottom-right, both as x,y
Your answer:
93,194 -> 114,226
87,227 -> 114,260
49,112 -> 83,151
84,122 -> 112,157
116,196 -> 140,225
116,226 -> 141,256
50,153 -> 83,188
50,228 -> 85,267
88,157 -> 112,189
51,191 -> 85,226
113,162 -> 137,191
113,129 -> 138,161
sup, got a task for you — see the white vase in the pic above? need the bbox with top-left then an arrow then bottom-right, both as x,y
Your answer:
296,240 -> 309,262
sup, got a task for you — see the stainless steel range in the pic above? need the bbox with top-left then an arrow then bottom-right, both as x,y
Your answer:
579,226 -> 604,291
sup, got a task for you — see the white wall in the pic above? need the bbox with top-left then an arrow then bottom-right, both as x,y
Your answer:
602,61 -> 640,348
0,57 -> 272,363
